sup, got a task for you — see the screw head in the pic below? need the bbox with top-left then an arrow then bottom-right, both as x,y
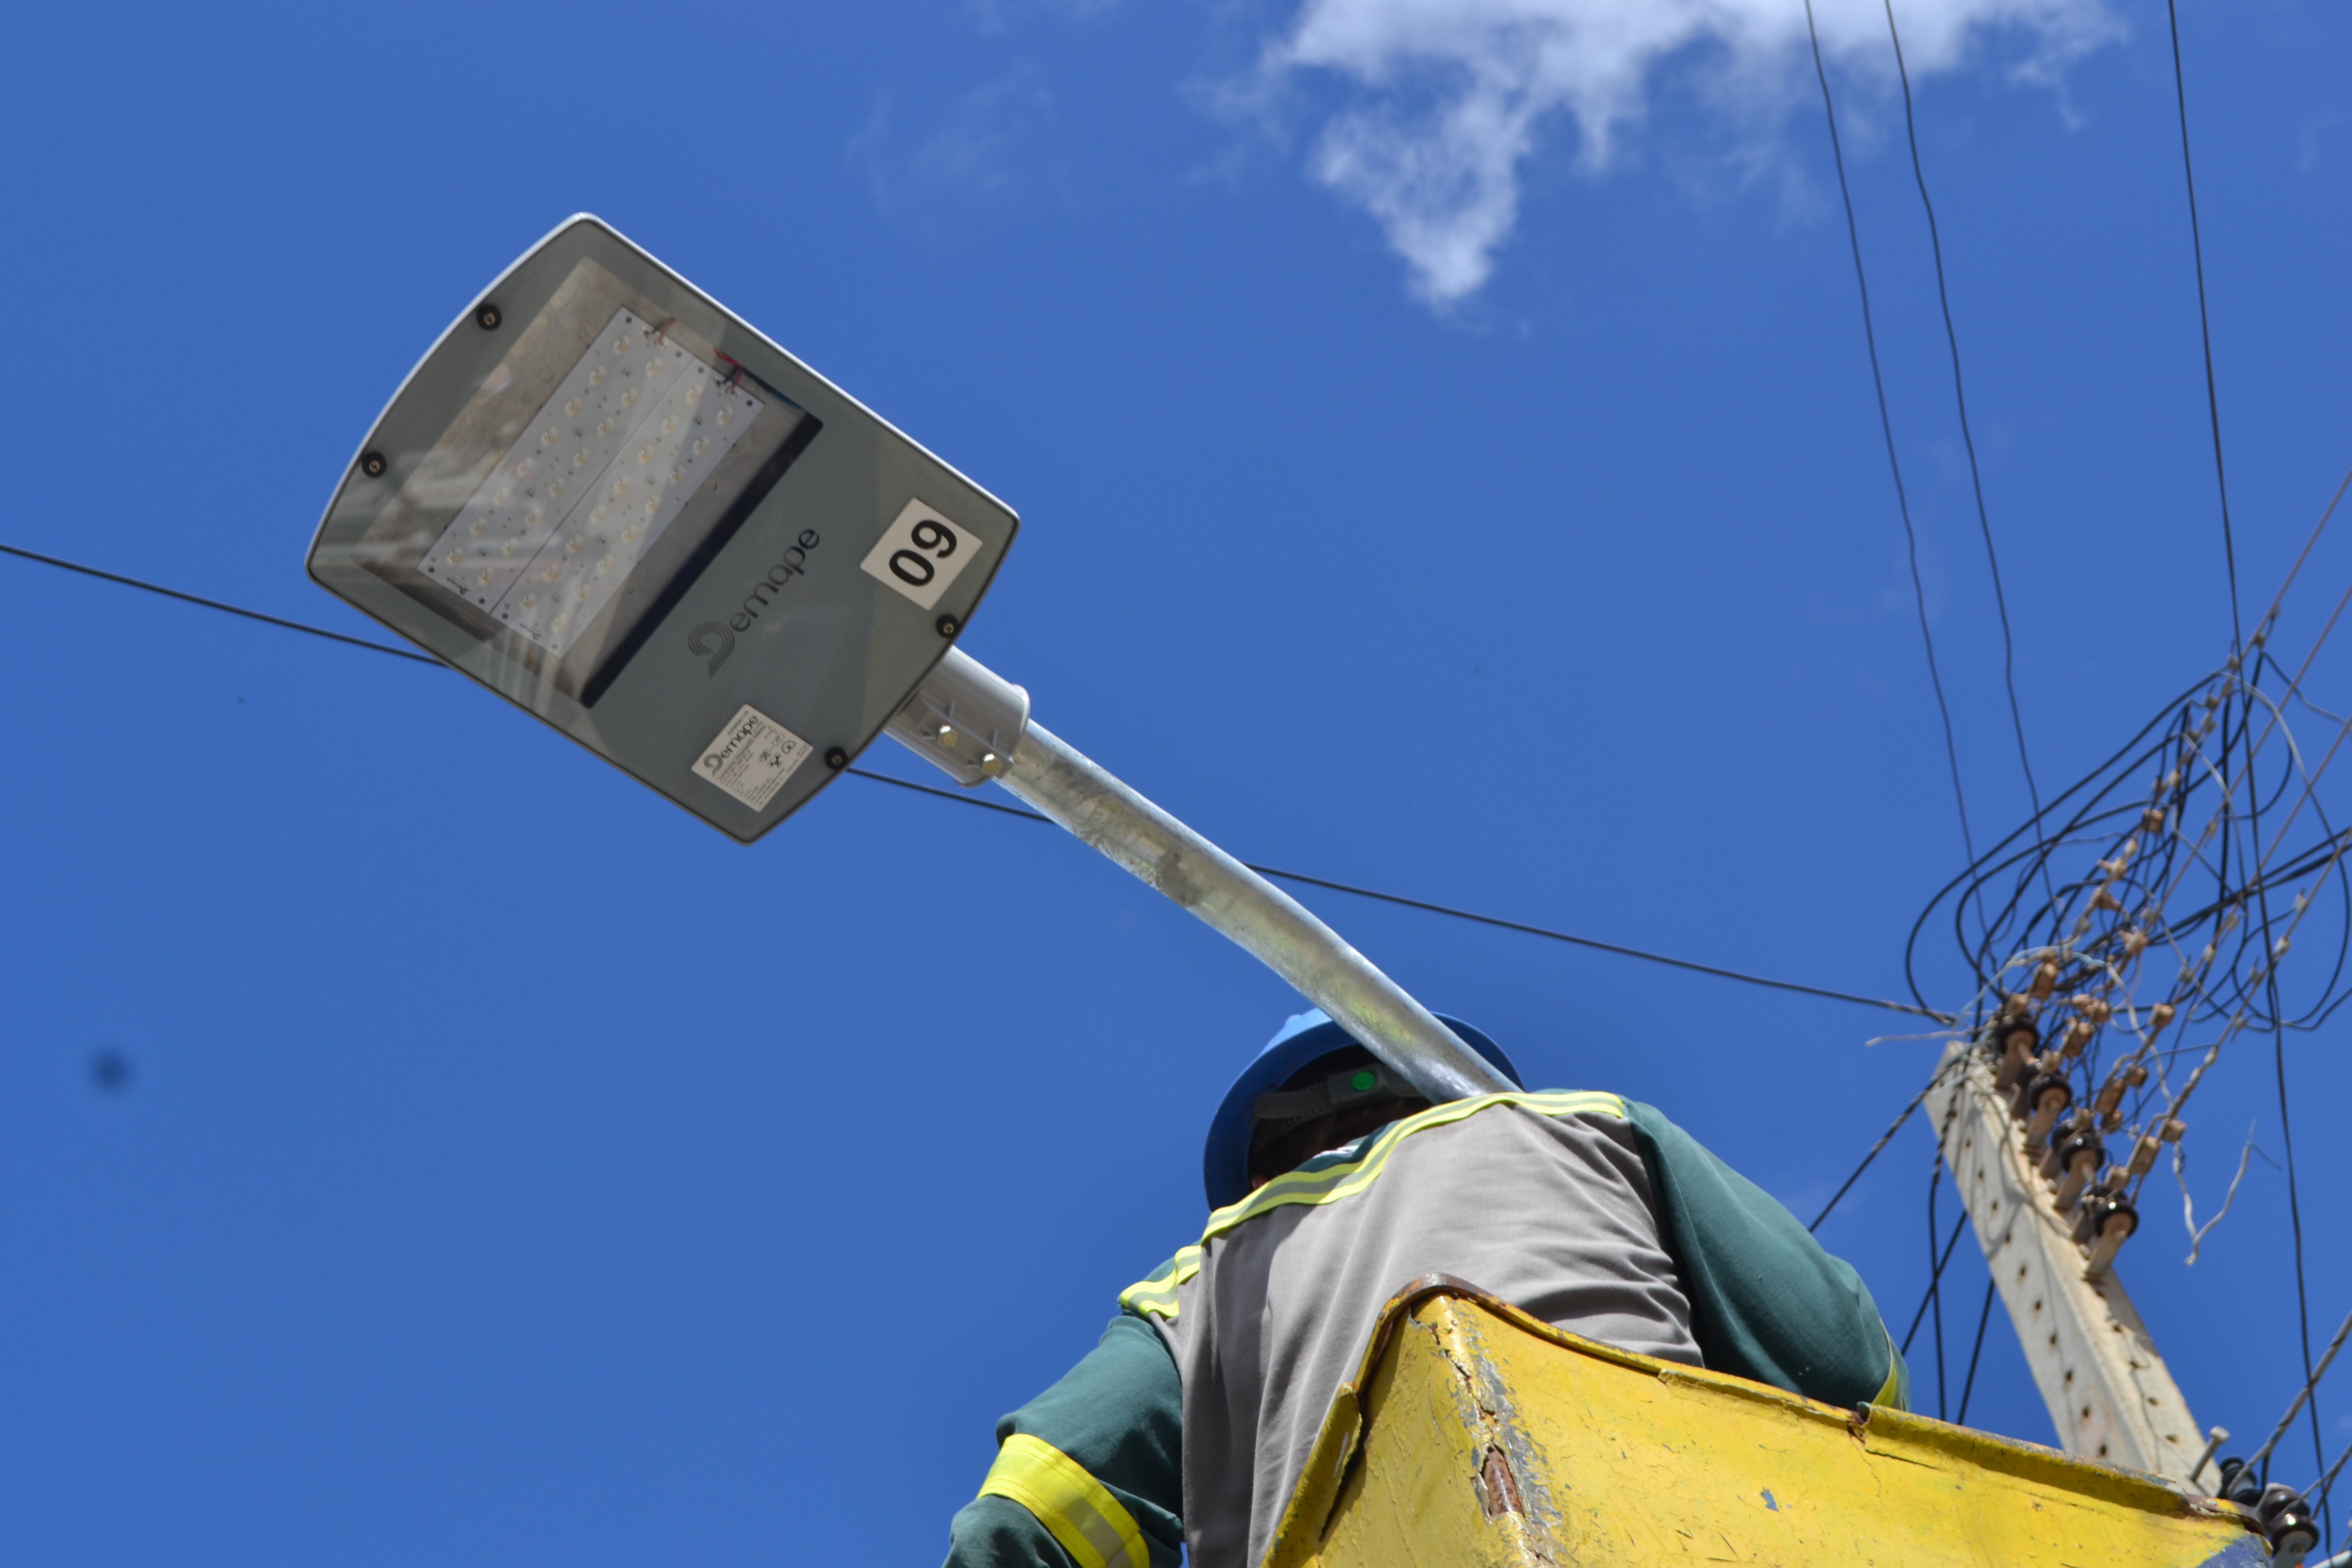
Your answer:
359,450 -> 388,478
475,303 -> 503,330
823,747 -> 848,771
935,614 -> 960,639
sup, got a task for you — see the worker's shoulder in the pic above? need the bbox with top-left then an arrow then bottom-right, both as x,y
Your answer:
1415,1087 -> 1638,1134
1228,1089 -> 1642,1229
1255,1090 -> 1637,1207
1505,1088 -> 1633,1118
1117,1091 -> 1640,1325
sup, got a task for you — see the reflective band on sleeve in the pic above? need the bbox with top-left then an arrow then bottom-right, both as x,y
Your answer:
1118,1247 -> 1201,1323
977,1433 -> 1150,1568
1873,1324 -> 1907,1412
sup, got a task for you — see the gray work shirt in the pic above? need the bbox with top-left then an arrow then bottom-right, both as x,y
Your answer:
1128,1092 -> 1698,1568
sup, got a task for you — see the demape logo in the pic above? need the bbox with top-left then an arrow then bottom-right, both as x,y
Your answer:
702,709 -> 764,775
689,528 -> 820,674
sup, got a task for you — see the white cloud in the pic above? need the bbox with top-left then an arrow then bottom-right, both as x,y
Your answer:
1260,0 -> 2124,305
848,66 -> 1058,232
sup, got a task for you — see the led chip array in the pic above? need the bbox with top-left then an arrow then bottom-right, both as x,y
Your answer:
420,308 -> 762,656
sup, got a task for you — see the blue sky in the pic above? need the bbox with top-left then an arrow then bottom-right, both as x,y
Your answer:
3,0 -> 2348,1561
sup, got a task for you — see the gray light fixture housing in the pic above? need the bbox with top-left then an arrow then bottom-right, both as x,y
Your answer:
306,214 -> 1018,842
307,215 -> 1512,1110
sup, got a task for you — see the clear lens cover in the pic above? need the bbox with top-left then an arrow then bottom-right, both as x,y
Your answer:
307,217 -> 1017,841
419,308 -> 764,659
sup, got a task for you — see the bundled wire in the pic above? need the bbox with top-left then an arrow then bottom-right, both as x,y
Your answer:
1884,473 -> 2352,1520
1903,471 -> 2352,1220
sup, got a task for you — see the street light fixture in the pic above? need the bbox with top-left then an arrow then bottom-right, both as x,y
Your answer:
309,215 -> 1509,1105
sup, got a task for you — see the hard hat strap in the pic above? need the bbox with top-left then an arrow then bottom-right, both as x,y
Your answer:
1251,1062 -> 1413,1135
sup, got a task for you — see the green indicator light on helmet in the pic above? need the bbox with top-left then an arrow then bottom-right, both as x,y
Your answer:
1350,1070 -> 1378,1093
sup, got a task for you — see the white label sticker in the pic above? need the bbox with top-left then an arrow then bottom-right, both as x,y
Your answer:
692,704 -> 812,812
859,498 -> 982,611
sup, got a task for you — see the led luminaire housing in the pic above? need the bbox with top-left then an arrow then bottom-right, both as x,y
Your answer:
307,216 -> 1019,842
418,308 -> 760,656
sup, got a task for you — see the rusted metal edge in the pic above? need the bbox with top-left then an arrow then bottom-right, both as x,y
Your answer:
1852,1402 -> 2251,1520
1260,1275 -> 1487,1568
1258,1276 -> 2262,1568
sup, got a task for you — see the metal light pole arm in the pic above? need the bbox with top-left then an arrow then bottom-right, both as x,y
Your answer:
1002,720 -> 1515,1102
884,649 -> 1515,1104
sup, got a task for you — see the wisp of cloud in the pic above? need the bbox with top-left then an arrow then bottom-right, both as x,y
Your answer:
1262,0 -> 2122,306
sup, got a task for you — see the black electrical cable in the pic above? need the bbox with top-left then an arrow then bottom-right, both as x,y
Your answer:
1901,675 -> 2207,1008
2214,478 -> 2325,1533
1893,1077 -> 1977,1424
1954,1277 -> 1998,1427
2259,1332 -> 2349,1568
0,542 -> 439,665
2243,732 -> 2328,1542
2271,1026 -> 2325,1540
2163,0 -> 2243,651
1799,0 -> 1979,876
0,537 -> 1954,1024
1809,1060 -> 1959,1232
679,761 -> 1959,1020
1901,1202 -> 1971,1358
1880,0 -> 2049,865
1919,1079 -> 1972,1420
1241,866 -> 1955,1022
1928,1158 -> 1950,1418
2314,1433 -> 2352,1520
841,765 -> 1051,821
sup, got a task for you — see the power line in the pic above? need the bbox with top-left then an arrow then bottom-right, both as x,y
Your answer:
2163,0 -> 2243,651
1954,1276 -> 1998,1427
1901,1197 -> 1970,1358
2272,1008 -> 2328,1550
1808,1056 -> 1962,1231
0,542 -> 438,665
0,537 -> 1953,1025
1799,0 -> 1980,876
1911,1071 -> 1977,1420
2161,5 -> 2305,1525
1242,866 -> 1953,1022
2248,1302 -> 2352,1473
843,764 -> 1051,821
812,782 -> 1954,1021
1881,0 -> 2051,869
2316,1433 -> 2352,1516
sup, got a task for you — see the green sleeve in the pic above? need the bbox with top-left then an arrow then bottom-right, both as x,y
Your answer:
944,1313 -> 1184,1568
1626,1100 -> 1908,1412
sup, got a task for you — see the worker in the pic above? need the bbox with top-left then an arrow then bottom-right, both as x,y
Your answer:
943,1009 -> 1908,1568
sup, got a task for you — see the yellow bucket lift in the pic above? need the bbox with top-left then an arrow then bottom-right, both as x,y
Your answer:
1265,1277 -> 2267,1568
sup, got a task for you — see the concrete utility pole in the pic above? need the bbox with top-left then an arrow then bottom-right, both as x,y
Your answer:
1926,1040 -> 2203,1483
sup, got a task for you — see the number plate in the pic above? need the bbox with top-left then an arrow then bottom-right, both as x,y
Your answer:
304,215 -> 1019,844
860,498 -> 983,610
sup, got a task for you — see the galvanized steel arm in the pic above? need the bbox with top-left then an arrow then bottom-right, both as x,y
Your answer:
885,649 -> 1514,1104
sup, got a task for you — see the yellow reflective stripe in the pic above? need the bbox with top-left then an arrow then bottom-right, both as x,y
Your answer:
1203,1091 -> 1628,1241
1873,1324 -> 1907,1411
977,1433 -> 1149,1568
1115,1092 -> 1627,1322
1117,1246 -> 1200,1322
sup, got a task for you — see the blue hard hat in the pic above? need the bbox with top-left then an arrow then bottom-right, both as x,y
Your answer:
1202,1008 -> 1521,1212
